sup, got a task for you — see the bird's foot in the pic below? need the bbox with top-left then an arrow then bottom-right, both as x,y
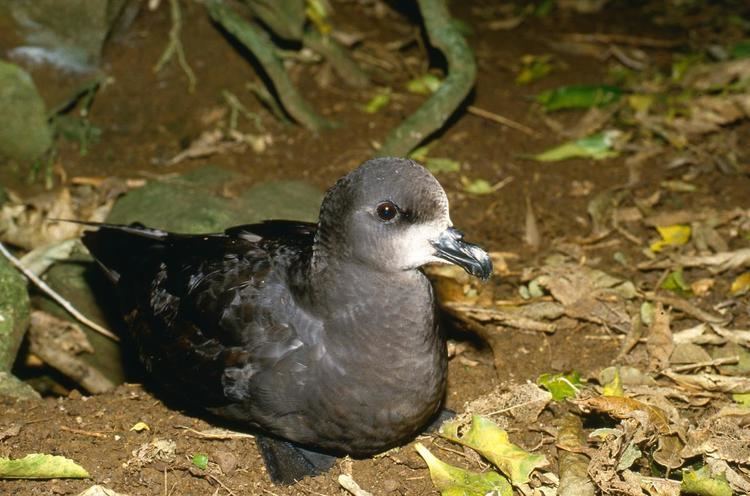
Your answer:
255,435 -> 337,484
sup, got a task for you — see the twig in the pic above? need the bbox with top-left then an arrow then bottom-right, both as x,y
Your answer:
338,474 -> 373,496
29,310 -> 115,393
563,33 -> 681,48
667,356 -> 739,373
443,302 -> 557,333
174,425 -> 254,439
0,241 -> 119,341
467,105 -> 538,136
644,292 -> 726,324
59,425 -> 108,439
206,474 -> 237,496
154,0 -> 197,92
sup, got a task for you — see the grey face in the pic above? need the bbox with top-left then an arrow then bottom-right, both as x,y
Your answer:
318,157 -> 492,279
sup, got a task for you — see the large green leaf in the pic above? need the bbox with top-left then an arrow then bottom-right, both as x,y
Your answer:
0,454 -> 90,479
440,415 -> 548,485
415,443 -> 512,496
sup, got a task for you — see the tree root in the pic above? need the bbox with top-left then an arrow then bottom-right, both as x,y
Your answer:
377,0 -> 476,157
154,0 -> 197,92
302,27 -> 369,88
207,0 -> 335,132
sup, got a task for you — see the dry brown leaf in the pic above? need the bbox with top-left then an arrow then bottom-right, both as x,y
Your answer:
682,416 -> 750,464
669,94 -> 750,136
534,263 -> 635,331
669,343 -> 712,366
574,395 -> 671,435
647,302 -> 673,372
28,311 -> 114,394
456,383 -> 552,429
683,58 -> 750,91
557,414 -> 596,496
664,371 -> 750,393
0,189 -> 78,249
638,248 -> 750,273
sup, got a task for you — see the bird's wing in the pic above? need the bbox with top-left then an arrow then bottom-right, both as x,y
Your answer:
81,221 -> 319,407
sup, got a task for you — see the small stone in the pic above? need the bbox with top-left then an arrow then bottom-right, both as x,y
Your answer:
383,479 -> 400,492
68,389 -> 83,400
212,450 -> 238,475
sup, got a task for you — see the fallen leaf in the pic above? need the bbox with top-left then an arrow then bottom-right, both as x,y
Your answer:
557,414 -> 596,496
415,443 -> 512,496
660,269 -> 692,296
649,224 -> 691,252
77,486 -> 129,496
440,415 -> 548,485
516,54 -> 554,85
730,271 -> 750,296
129,422 -> 150,432
574,395 -> 671,434
664,371 -> 750,393
0,454 -> 89,479
602,367 -> 624,397
406,74 -> 443,95
538,371 -> 582,401
461,178 -> 494,195
681,465 -> 732,496
732,393 -> 750,407
527,130 -> 623,162
425,158 -> 461,174
647,302 -> 673,372
362,88 -> 391,114
191,453 -> 208,470
536,84 -> 622,111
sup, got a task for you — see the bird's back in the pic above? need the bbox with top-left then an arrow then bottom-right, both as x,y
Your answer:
82,221 -> 317,408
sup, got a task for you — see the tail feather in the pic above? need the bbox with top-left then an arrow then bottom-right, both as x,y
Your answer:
78,222 -> 168,285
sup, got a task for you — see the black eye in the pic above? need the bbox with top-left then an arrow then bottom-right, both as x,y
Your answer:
376,201 -> 399,222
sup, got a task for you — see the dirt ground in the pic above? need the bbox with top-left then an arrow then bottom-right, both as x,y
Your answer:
1,1 -> 750,495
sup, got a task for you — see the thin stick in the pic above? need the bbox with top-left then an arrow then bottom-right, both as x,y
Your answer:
0,242 -> 119,342
564,32 -> 680,48
467,105 -> 538,136
668,356 -> 739,373
59,425 -> 108,439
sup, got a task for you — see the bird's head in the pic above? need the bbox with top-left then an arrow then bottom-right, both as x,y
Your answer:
316,157 -> 492,280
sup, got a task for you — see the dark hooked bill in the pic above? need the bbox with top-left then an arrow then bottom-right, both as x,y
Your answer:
431,227 -> 492,280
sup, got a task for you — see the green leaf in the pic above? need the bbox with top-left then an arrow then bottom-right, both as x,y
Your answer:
537,371 -> 582,401
516,54 -> 553,85
0,454 -> 90,479
425,158 -> 461,174
536,85 -> 622,111
660,269 -> 692,296
415,443 -> 512,496
602,367 -> 624,397
192,453 -> 209,470
526,130 -> 623,162
362,88 -> 391,114
729,40 -> 750,59
732,392 -> 750,407
681,465 -> 732,496
409,145 -> 431,162
461,178 -> 493,195
439,416 -> 548,485
406,74 -> 443,95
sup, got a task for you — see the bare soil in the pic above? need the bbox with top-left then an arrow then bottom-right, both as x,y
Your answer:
1,1 -> 749,495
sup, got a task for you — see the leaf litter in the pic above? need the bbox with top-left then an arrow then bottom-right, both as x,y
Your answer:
428,140 -> 750,493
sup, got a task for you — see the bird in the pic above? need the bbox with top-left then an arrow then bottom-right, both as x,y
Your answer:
80,157 -> 492,483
